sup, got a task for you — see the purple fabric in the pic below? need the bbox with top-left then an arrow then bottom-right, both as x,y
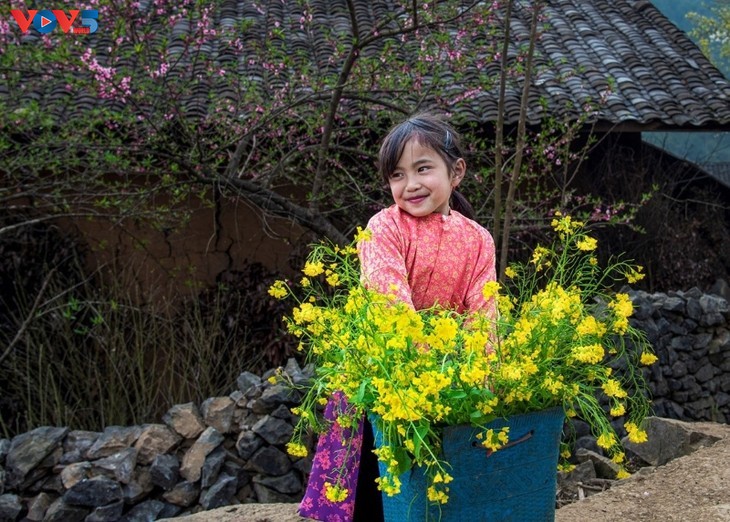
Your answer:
298,391 -> 365,522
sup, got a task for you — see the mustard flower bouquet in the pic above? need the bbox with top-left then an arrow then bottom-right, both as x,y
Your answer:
270,214 -> 657,506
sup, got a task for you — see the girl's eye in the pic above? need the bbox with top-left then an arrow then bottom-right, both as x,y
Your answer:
389,172 -> 404,180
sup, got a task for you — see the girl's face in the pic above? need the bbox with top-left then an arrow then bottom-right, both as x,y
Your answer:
388,137 -> 465,217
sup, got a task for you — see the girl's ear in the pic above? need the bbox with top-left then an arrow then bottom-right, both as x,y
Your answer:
451,158 -> 466,187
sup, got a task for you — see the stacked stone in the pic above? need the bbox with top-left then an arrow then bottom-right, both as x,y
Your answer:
1,289 -> 729,521
628,288 -> 730,423
0,360 -> 315,522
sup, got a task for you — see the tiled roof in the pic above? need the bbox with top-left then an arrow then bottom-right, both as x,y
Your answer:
495,0 -> 730,130
7,0 -> 730,131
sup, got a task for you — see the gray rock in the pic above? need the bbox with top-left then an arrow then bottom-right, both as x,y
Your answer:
200,474 -> 238,510
246,446 -> 291,475
60,461 -> 92,489
201,446 -> 227,489
179,427 -> 224,483
201,397 -> 236,435
236,371 -> 262,396
92,447 -> 138,484
161,481 -> 199,507
63,476 -> 123,507
118,499 -> 165,521
662,296 -> 685,313
134,424 -> 181,465
85,499 -> 124,522
122,467 -> 154,504
0,493 -> 23,521
623,416 -> 724,466
26,491 -> 53,521
150,454 -> 179,490
221,460 -> 251,488
60,431 -> 99,464
235,430 -> 263,460
558,459 -> 596,485
157,502 -> 183,519
575,448 -> 621,479
0,439 -> 11,465
85,426 -> 141,460
284,357 -> 312,386
252,415 -> 294,445
162,403 -> 206,440
252,482 -> 299,503
43,497 -> 90,521
253,470 -> 302,494
251,384 -> 299,413
6,426 -> 68,489
270,404 -> 294,421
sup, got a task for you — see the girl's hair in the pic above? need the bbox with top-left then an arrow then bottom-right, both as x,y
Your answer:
378,112 -> 475,220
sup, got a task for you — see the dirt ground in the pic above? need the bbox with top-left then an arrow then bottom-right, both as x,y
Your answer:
167,427 -> 730,522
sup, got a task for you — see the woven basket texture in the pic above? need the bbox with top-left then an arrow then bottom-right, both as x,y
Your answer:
371,407 -> 565,521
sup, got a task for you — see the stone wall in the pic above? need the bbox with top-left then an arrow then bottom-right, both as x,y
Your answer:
630,288 -> 730,423
0,289 -> 728,521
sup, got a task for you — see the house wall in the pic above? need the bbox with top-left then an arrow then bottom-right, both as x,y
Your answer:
69,194 -> 304,302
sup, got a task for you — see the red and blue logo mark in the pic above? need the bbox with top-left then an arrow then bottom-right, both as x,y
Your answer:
10,9 -> 99,34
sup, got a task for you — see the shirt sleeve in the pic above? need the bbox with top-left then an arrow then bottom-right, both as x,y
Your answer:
465,227 -> 497,319
357,212 -> 415,308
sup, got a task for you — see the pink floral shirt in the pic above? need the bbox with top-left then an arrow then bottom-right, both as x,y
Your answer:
358,204 -> 496,314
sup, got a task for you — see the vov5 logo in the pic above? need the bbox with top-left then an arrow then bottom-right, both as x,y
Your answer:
10,9 -> 99,34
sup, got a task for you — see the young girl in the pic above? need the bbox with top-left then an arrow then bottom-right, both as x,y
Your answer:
299,112 -> 496,522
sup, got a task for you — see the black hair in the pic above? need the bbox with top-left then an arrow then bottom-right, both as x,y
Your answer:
378,112 -> 475,219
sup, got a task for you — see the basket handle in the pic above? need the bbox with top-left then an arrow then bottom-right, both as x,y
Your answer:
472,429 -> 534,457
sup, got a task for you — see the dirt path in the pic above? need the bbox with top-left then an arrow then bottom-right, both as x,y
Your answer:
166,429 -> 730,522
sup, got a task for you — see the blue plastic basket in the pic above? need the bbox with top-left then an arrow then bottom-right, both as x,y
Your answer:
370,407 -> 565,521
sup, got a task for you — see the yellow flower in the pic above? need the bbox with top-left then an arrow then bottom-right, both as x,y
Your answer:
596,432 -> 615,449
323,482 -> 349,502
267,280 -> 288,299
531,246 -> 551,269
426,315 -> 459,351
576,236 -> 598,251
616,468 -> 631,479
280,213 -> 655,510
576,315 -> 607,338
426,485 -> 449,504
292,302 -> 318,324
286,442 -> 308,458
625,265 -> 645,283
354,226 -> 372,243
375,475 -> 401,496
326,271 -> 340,287
551,214 -> 584,235
610,402 -> 626,417
302,261 -> 325,277
482,281 -> 501,301
640,351 -> 658,366
608,293 -> 633,334
558,462 -> 576,472
570,343 -> 605,364
482,427 -> 510,451
625,422 -> 648,443
602,378 -> 628,398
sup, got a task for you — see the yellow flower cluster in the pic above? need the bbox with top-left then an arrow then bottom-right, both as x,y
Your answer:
275,214 -> 657,508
